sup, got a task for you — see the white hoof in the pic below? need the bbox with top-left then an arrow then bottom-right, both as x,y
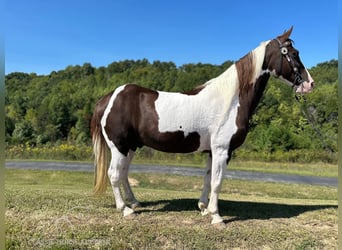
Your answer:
122,206 -> 135,217
211,213 -> 224,224
201,208 -> 209,216
198,202 -> 209,216
198,201 -> 207,210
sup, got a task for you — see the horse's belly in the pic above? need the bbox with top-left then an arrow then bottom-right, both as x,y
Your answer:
142,128 -> 210,153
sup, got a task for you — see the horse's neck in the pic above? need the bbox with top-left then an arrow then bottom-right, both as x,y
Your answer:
238,73 -> 270,125
199,40 -> 270,123
232,41 -> 271,125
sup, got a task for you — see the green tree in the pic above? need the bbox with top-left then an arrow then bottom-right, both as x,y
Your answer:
12,121 -> 35,145
4,58 -> 337,157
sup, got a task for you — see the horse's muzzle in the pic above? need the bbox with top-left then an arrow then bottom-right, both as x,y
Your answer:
296,80 -> 314,93
296,69 -> 314,94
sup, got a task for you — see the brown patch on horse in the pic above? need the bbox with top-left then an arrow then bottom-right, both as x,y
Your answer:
235,52 -> 255,93
229,73 -> 270,153
230,50 -> 271,153
103,84 -> 201,156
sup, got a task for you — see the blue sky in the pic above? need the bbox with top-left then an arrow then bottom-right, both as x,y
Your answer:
6,0 -> 337,75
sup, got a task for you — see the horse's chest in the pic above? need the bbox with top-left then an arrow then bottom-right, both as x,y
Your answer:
208,95 -> 240,147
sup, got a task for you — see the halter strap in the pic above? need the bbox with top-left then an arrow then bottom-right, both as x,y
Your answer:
274,39 -> 304,89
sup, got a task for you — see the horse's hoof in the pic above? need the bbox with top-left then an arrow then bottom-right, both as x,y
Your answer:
198,201 -> 207,211
198,201 -> 209,216
201,208 -> 209,216
122,206 -> 135,217
211,213 -> 224,224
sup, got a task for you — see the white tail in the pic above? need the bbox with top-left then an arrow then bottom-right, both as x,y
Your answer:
91,111 -> 109,195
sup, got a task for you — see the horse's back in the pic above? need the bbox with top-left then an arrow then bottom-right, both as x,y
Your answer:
97,84 -> 209,154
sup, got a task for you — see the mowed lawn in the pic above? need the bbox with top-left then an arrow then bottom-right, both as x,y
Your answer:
5,166 -> 337,250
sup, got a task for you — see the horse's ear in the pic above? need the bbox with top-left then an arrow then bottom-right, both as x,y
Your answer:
277,26 -> 293,42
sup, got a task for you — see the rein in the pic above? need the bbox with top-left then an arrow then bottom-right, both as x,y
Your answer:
274,39 -> 334,153
294,94 -> 335,153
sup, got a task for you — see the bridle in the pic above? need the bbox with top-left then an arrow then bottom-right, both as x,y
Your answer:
275,38 -> 304,90
274,40 -> 333,152
275,39 -> 307,102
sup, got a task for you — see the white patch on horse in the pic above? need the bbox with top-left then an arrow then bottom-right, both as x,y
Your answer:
254,41 -> 270,74
155,65 -> 240,151
212,93 -> 240,147
100,84 -> 127,148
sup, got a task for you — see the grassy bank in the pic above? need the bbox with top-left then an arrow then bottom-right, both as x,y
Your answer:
5,169 -> 337,249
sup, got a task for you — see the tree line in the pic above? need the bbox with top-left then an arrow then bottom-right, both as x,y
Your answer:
5,59 -> 337,157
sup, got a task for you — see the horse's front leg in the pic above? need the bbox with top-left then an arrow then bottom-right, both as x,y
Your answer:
207,147 -> 227,224
198,153 -> 212,215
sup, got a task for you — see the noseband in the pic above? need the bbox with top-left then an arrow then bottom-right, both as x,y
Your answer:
275,39 -> 304,88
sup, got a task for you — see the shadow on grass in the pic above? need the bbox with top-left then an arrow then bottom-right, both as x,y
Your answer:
138,199 -> 337,222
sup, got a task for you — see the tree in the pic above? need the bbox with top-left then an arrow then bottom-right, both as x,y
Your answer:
12,121 -> 35,145
4,58 -> 337,155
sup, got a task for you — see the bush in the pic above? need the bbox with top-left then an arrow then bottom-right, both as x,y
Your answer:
11,121 -> 35,145
6,143 -> 93,161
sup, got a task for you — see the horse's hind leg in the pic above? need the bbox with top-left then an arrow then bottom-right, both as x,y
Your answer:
198,153 -> 212,215
121,150 -> 141,209
108,147 -> 135,217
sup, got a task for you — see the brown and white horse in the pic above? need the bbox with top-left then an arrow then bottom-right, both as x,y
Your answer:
91,27 -> 314,225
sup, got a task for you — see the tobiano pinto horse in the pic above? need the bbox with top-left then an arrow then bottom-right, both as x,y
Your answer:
91,27 -> 314,225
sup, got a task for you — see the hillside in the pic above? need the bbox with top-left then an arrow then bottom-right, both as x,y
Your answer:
5,59 -> 337,162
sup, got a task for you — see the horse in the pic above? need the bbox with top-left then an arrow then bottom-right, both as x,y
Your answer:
90,27 -> 314,225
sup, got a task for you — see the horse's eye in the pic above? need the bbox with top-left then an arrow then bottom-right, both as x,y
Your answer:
292,51 -> 299,58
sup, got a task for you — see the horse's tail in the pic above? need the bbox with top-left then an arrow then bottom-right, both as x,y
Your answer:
91,97 -> 111,195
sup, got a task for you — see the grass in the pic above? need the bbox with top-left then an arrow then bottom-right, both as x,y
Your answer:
228,160 -> 338,178
5,168 -> 337,249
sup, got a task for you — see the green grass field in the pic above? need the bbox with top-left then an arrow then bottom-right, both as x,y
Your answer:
5,166 -> 337,249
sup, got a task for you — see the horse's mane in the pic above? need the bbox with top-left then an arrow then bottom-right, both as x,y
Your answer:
182,85 -> 206,95
181,52 -> 255,96
235,52 -> 255,92
183,42 -> 266,96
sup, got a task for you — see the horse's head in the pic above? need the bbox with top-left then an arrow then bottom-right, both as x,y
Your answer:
264,26 -> 314,94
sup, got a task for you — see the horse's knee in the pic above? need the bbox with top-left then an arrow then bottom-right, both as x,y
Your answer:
108,169 -> 120,185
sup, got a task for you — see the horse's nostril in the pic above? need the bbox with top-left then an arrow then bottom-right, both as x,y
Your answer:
311,82 -> 315,88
